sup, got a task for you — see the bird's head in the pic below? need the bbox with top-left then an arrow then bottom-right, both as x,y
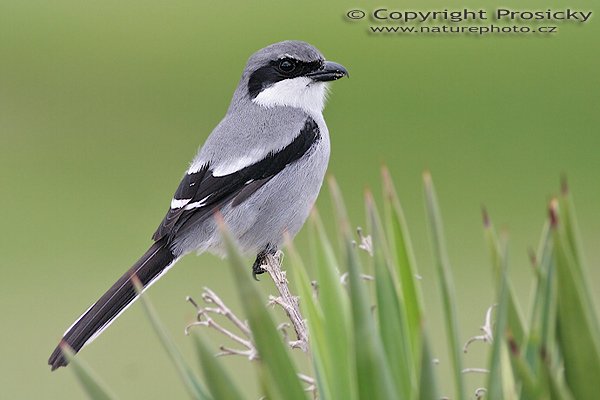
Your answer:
239,41 -> 348,116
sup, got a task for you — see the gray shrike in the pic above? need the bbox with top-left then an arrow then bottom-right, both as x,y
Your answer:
48,40 -> 348,370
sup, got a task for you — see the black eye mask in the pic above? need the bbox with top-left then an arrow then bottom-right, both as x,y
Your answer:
248,58 -> 324,99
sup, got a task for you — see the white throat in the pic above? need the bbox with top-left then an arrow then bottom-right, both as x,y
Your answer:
252,77 -> 328,117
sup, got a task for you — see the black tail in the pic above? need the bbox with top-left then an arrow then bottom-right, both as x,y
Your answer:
48,238 -> 176,370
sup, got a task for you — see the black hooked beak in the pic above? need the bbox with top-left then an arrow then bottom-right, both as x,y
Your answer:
306,61 -> 349,82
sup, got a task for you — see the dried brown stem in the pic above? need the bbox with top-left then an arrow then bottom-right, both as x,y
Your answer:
263,251 -> 309,352
185,290 -> 258,360
185,251 -> 313,392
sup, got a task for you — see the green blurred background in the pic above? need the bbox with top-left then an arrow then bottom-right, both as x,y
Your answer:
1,0 -> 599,398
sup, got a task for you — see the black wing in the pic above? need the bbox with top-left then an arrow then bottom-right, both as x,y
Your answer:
152,117 -> 320,243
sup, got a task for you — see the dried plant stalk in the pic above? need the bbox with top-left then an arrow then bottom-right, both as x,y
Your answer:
186,251 -> 314,394
263,251 -> 309,352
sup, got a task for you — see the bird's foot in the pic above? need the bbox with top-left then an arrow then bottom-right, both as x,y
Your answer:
251,246 -> 278,281
252,255 -> 267,281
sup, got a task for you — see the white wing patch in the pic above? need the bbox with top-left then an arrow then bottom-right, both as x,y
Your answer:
184,195 -> 211,210
191,147 -> 269,179
170,198 -> 191,209
212,156 -> 255,177
253,77 -> 329,118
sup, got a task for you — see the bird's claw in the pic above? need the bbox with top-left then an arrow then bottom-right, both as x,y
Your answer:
251,254 -> 267,281
252,265 -> 266,281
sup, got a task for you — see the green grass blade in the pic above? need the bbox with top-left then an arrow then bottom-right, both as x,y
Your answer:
559,178 -> 583,265
346,240 -> 397,400
191,334 -> 244,400
550,203 -> 600,400
417,335 -> 439,400
287,239 -> 334,400
382,167 -> 424,360
483,210 -> 526,346
526,223 -> 551,338
329,180 -> 397,399
366,191 -> 414,399
504,290 -> 525,347
330,178 -> 398,399
218,219 -> 307,400
422,172 -> 465,399
540,357 -> 574,400
305,212 -> 356,400
132,278 -> 210,400
535,223 -> 556,353
523,222 -> 555,374
500,346 -> 518,400
507,336 -> 540,400
60,344 -> 117,400
559,184 -> 600,339
485,239 -> 512,400
327,176 -> 353,249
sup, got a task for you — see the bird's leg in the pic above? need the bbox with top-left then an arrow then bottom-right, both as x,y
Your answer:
252,245 -> 276,281
251,252 -> 268,280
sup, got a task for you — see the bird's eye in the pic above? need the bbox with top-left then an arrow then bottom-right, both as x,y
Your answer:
278,59 -> 296,73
